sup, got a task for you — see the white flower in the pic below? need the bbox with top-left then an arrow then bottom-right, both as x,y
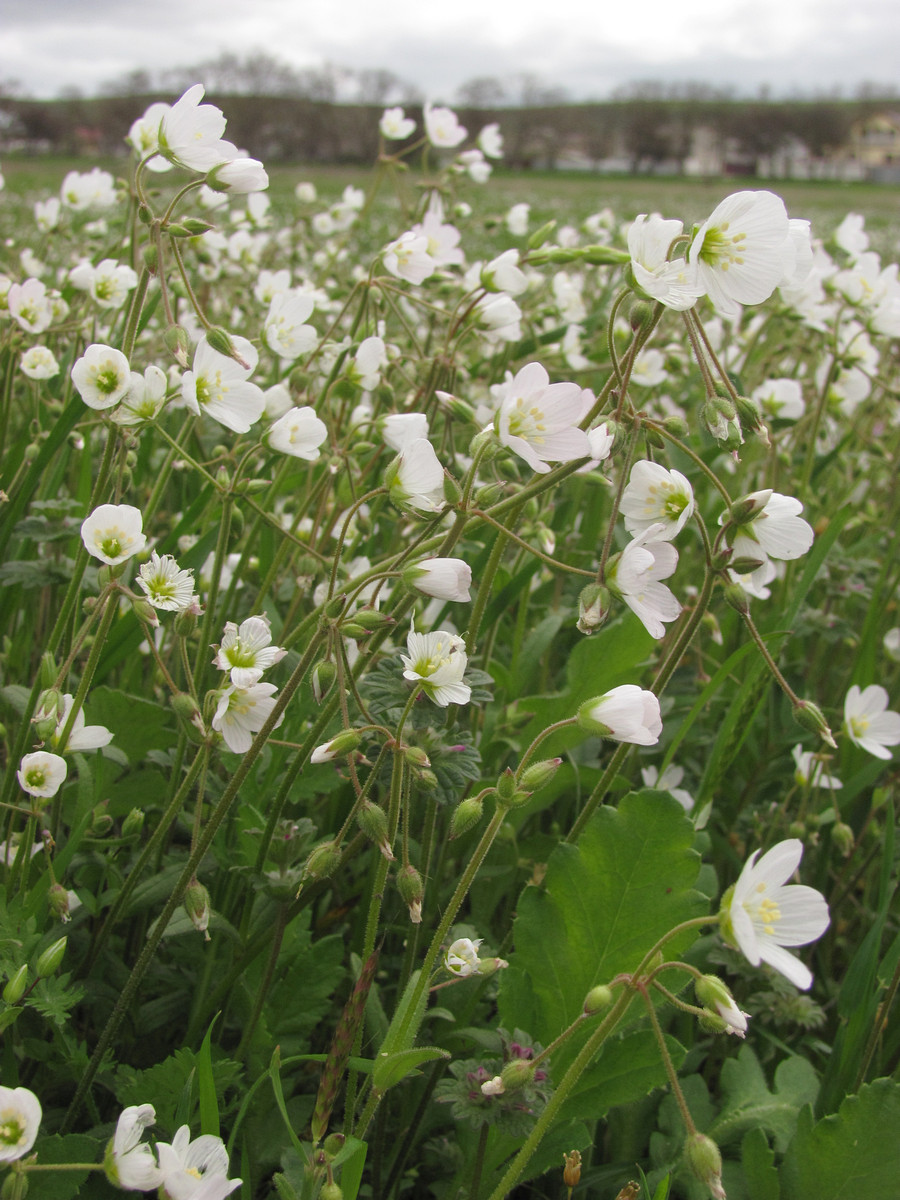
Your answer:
476,293 -> 522,343
138,552 -> 196,611
457,148 -> 491,183
81,503 -> 146,565
689,190 -> 792,316
263,290 -> 317,360
0,1086 -> 42,1162
114,364 -> 168,426
34,197 -> 61,230
791,745 -> 842,790
444,937 -> 483,976
722,839 -> 830,990
506,203 -> 530,236
267,406 -> 328,460
404,558 -> 472,602
71,344 -> 131,410
726,491 -> 814,588
70,258 -> 138,308
411,196 -> 464,268
884,628 -> 900,662
482,249 -> 527,296
40,692 -> 113,754
159,85 -> 237,171
424,103 -> 467,148
714,993 -> 750,1037
212,682 -> 282,754
380,106 -> 416,140
16,751 -> 68,798
751,378 -> 804,421
214,615 -> 286,688
352,336 -> 388,390
401,628 -> 471,708
8,278 -> 53,334
208,157 -> 268,194
156,1126 -> 240,1200
383,232 -> 435,285
127,101 -> 172,167
60,167 -> 117,210
627,213 -> 704,311
607,525 -> 682,640
295,181 -> 317,202
386,438 -> 446,512
478,122 -> 503,159
843,685 -> 900,760
182,338 -> 265,434
20,345 -> 60,380
382,412 -> 429,452
577,685 -> 662,746
620,460 -> 694,540
104,1104 -> 162,1191
834,212 -> 868,259
641,764 -> 694,811
494,362 -> 592,475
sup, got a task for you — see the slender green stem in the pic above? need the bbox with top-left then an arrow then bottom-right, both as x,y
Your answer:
640,982 -> 697,1135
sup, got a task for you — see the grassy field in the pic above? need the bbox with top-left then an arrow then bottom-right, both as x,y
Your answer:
4,154 -> 899,253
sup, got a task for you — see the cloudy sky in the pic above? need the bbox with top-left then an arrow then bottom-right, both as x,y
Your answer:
3,0 -> 899,100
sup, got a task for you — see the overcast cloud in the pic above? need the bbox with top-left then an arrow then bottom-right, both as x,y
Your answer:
2,0 -> 898,100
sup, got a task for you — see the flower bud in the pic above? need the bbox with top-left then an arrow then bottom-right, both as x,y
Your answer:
357,801 -> 393,859
684,1133 -> 725,1199
205,326 -> 251,368
90,803 -> 114,836
728,555 -> 766,574
527,218 -> 557,249
450,796 -> 483,838
174,606 -> 199,638
312,661 -> 337,703
320,1183 -> 343,1200
35,935 -> 67,977
2,964 -> 28,1005
184,879 -> 211,940
404,745 -> 431,768
496,767 -> 518,801
722,582 -> 751,615
303,841 -> 342,882
832,821 -> 855,857
443,474 -> 463,507
518,758 -> 562,792
499,1058 -> 535,1092
324,595 -> 347,619
164,325 -> 192,368
729,489 -> 773,526
48,882 -> 71,923
397,864 -> 424,924
662,414 -> 689,437
577,583 -> 610,635
311,731 -> 362,764
792,699 -> 837,748
583,984 -> 614,1015
699,1012 -> 730,1035
563,1150 -> 582,1189
629,300 -> 655,331
121,807 -> 146,840
414,768 -> 439,791
143,244 -> 158,273
322,1133 -> 346,1157
477,955 -> 509,976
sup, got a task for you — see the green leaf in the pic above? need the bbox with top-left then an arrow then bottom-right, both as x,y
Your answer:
333,1136 -> 368,1200
198,1014 -> 221,1137
498,789 -> 706,1073
29,1134 -> 100,1200
709,1044 -> 819,1152
371,1045 -> 449,1092
557,1030 -> 684,1124
780,1078 -> 900,1200
741,1128 -> 780,1200
82,685 -> 177,765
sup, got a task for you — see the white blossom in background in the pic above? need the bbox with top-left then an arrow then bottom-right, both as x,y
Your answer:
20,346 -> 60,380
254,269 -> 291,306
182,337 -> 265,433
884,628 -> 900,662
833,212 -> 868,259
380,106 -> 416,140
104,1105 -> 162,1191
138,552 -> 196,612
457,148 -> 492,183
69,258 -> 139,308
620,460 -> 694,541
477,122 -> 503,158
401,627 -> 471,707
208,157 -> 269,194
8,278 -> 54,334
494,362 -> 592,474
263,290 -> 317,359
81,503 -> 146,566
214,615 -> 286,688
0,1086 -> 42,1162
751,378 -> 805,421
577,686 -> 663,745
383,232 -> 435,285
34,197 -> 61,230
17,751 -> 68,799
844,685 -> 900,760
629,347 -> 669,388
606,525 -> 682,640
267,406 -> 328,460
791,745 -> 842,790
641,763 -> 695,810
351,336 -> 388,390
506,203 -> 530,236
412,193 -> 464,268
71,344 -> 131,410
61,167 -> 117,210
721,839 -> 830,990
423,102 -> 467,148
295,181 -> 317,203
126,101 -> 172,170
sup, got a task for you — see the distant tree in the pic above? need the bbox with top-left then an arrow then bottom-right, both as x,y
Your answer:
456,76 -> 508,108
516,73 -> 569,107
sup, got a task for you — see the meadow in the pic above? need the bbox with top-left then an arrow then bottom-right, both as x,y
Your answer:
1,97 -> 899,1200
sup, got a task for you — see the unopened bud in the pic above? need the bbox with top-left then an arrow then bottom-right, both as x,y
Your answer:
184,879 -> 211,940
142,244 -> 158,273
339,622 -> 369,639
48,882 -> 71,923
832,821 -> 854,857
518,758 -> 562,792
322,1133 -> 346,1157
174,607 -> 199,637
450,796 -> 483,838
319,1183 -> 343,1200
728,556 -> 766,574
443,474 -> 462,506
404,745 -> 431,768
793,699 -> 837,748
662,414 -> 689,437
2,1170 -> 28,1200
500,1058 -> 535,1092
90,803 -> 114,837
2,964 -> 28,1005
311,731 -> 362,763
583,984 -> 614,1015
39,653 -> 58,689
563,1150 -> 582,1189
414,768 -> 439,791
397,864 -> 424,923
629,300 -> 654,331
122,808 -> 146,840
164,325 -> 192,368
357,801 -> 393,859
206,326 -> 251,368
324,595 -> 347,620
172,691 -> 202,724
35,935 -> 67,977
729,489 -> 773,526
684,1133 -> 725,1199
577,583 -> 610,635
303,841 -> 342,883
526,219 -> 557,249
723,582 -> 751,615
496,767 -> 518,801
312,661 -> 337,703
351,608 -> 391,632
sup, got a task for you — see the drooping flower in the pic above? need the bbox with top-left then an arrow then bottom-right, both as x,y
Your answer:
16,751 -> 68,799
720,839 -> 830,990
403,558 -> 472,602
181,337 -> 265,434
843,685 -> 900,760
155,1126 -> 240,1200
71,344 -> 132,410
577,686 -> 662,746
620,460 -> 694,541
81,503 -> 146,565
212,682 -> 282,754
207,157 -> 269,194
401,628 -> 471,707
724,490 -> 814,588
0,1086 -> 42,1162
213,615 -> 286,688
39,692 -> 113,754
104,1104 -> 162,1191
494,362 -> 592,475
138,552 -> 197,612
267,406 -> 328,460
444,937 -> 483,976
606,525 -> 682,640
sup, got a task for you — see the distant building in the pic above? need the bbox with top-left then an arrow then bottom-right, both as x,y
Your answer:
842,112 -> 900,181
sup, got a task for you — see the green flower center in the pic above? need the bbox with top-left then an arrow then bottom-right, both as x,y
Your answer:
95,367 -> 121,395
0,1115 -> 26,1147
698,221 -> 747,271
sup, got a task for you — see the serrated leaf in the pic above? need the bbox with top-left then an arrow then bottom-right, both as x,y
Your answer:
710,1045 -> 819,1153
780,1078 -> 900,1200
498,789 -> 706,1072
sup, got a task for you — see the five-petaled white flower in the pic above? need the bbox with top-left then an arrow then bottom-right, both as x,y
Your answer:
214,615 -> 286,688
267,406 -> 328,460
38,692 -> 113,754
641,763 -> 694,811
577,685 -> 662,746
71,344 -> 131,410
403,558 -> 472,602
791,745 -> 842,790
81,503 -> 146,565
620,460 -> 694,541
155,1126 -> 240,1200
380,106 -> 416,140
423,103 -> 467,148
0,1086 -> 42,1162
843,685 -> 900,760
383,232 -> 435,285
20,345 -> 60,380
720,839 -> 830,990
182,337 -> 265,434
494,362 -> 592,475
627,213 -> 704,311
212,682 -> 282,753
386,437 -> 446,512
606,524 -> 682,640
158,85 -> 237,172
401,628 -> 471,707
104,1104 -> 163,1191
724,490 -> 814,588
138,552 -> 197,612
